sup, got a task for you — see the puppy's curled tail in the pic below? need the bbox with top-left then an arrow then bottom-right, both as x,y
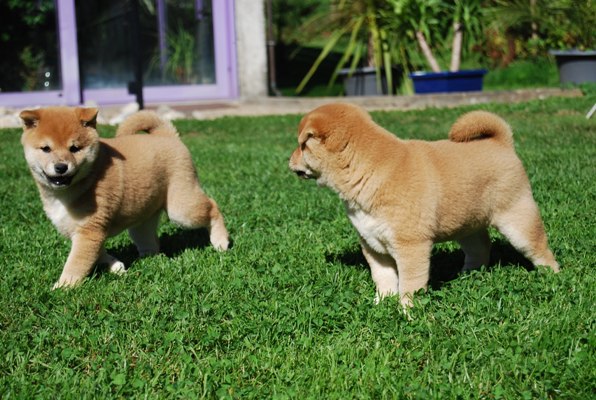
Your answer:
116,110 -> 179,138
448,111 -> 513,147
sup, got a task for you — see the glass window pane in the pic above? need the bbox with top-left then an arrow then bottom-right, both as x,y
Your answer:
0,1 -> 61,93
76,0 -> 134,89
145,0 -> 215,86
76,0 -> 215,90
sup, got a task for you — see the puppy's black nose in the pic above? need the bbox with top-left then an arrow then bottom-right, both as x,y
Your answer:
54,163 -> 68,174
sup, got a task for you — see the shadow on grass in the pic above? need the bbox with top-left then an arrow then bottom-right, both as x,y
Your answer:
95,228 -> 225,274
325,238 -> 534,290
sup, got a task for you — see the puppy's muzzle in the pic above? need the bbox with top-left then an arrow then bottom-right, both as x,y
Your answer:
45,162 -> 75,187
294,170 -> 310,179
289,164 -> 314,179
289,148 -> 317,179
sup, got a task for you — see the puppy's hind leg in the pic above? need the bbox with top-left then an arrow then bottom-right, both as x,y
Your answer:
167,183 -> 229,251
493,198 -> 559,272
98,249 -> 126,275
129,212 -> 161,257
457,228 -> 491,272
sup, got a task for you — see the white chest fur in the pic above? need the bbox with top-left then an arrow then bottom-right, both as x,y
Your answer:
43,197 -> 76,237
346,204 -> 392,254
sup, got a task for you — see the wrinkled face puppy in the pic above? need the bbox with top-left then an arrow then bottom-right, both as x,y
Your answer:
288,103 -> 560,309
289,119 -> 320,180
20,108 -> 100,190
289,110 -> 346,188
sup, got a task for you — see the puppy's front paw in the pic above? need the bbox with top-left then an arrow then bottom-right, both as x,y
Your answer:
213,239 -> 229,251
208,216 -> 230,251
210,231 -> 230,251
52,275 -> 83,290
374,288 -> 398,304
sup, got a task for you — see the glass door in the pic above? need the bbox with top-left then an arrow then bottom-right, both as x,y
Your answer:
0,0 -> 237,107
0,1 -> 67,106
77,0 -> 237,105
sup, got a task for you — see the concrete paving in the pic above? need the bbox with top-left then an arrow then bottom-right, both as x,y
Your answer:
0,87 -> 584,128
139,87 -> 583,120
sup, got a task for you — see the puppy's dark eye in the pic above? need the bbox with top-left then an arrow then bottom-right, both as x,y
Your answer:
69,145 -> 81,153
40,146 -> 51,153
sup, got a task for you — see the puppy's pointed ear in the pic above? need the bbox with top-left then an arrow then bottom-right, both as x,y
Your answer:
19,109 -> 40,129
77,107 -> 98,129
298,129 -> 314,145
298,112 -> 330,145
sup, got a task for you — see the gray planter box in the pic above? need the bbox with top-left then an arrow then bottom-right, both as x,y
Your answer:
338,67 -> 397,96
549,50 -> 596,84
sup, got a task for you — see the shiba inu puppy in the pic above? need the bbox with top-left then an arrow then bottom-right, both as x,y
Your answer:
20,107 -> 229,288
289,103 -> 559,307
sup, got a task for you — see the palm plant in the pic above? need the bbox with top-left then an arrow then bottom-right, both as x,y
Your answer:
388,0 -> 484,72
165,27 -> 198,84
295,0 -> 396,94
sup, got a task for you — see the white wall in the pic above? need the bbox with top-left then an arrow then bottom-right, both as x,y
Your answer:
234,0 -> 268,99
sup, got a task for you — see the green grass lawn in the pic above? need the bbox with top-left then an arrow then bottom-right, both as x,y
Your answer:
483,58 -> 560,91
1,94 -> 594,398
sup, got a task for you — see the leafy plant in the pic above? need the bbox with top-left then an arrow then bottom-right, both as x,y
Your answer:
166,27 -> 198,84
0,0 -> 58,92
6,0 -> 55,27
487,0 -> 595,53
18,46 -> 46,91
270,0 -> 328,44
295,0 -> 397,94
146,25 -> 202,85
562,0 -> 596,50
388,0 -> 485,72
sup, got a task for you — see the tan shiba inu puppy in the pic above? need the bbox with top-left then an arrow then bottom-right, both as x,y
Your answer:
289,103 -> 559,307
20,107 -> 229,288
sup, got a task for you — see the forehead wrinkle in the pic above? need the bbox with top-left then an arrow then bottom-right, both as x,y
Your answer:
36,111 -> 84,146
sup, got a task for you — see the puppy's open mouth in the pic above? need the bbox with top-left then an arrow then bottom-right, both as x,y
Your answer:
44,173 -> 74,187
294,170 -> 311,179
293,169 -> 317,180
